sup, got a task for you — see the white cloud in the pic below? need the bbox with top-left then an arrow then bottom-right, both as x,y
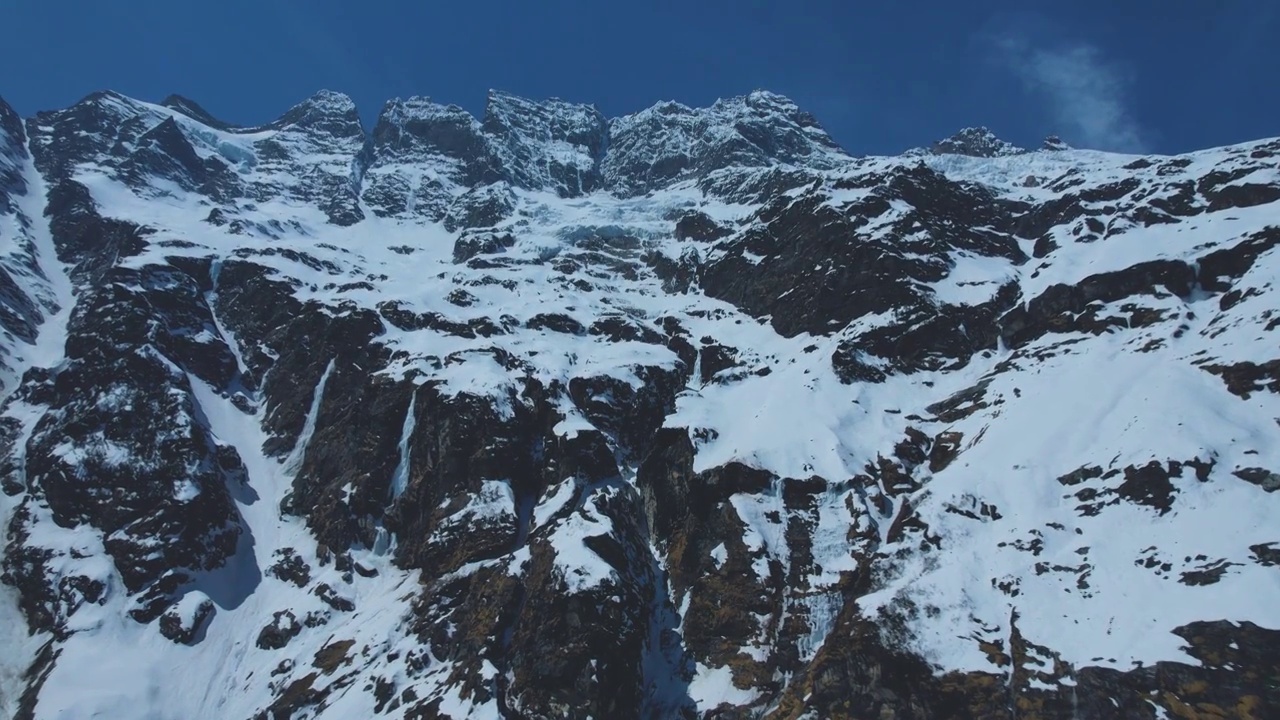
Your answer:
995,34 -> 1146,153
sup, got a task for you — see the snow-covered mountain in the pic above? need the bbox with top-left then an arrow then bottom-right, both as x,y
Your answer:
0,87 -> 1278,719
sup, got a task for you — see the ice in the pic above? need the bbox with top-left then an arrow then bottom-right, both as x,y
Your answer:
388,388 -> 418,501
284,358 -> 335,474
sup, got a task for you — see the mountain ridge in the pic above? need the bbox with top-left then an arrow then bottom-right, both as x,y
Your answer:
41,87 -> 1058,169
0,87 -> 1278,719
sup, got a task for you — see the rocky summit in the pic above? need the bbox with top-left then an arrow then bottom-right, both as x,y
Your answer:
0,86 -> 1278,720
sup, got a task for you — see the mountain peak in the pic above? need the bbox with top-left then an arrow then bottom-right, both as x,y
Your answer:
307,88 -> 358,109
364,94 -> 498,203
370,96 -> 487,156
602,90 -> 849,196
271,90 -> 363,137
710,90 -> 827,131
481,90 -> 608,196
380,95 -> 467,119
929,126 -> 1026,158
483,91 -> 605,130
161,94 -> 238,131
5,83 -> 1280,720
1042,134 -> 1071,151
726,89 -> 800,112
62,89 -> 148,122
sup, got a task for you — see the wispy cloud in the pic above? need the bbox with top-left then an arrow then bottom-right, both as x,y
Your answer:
992,32 -> 1146,153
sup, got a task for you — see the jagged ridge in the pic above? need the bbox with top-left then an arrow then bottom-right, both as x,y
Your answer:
0,87 -> 1278,720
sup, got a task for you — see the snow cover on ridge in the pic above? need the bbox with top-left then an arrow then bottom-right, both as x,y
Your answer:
0,85 -> 1278,718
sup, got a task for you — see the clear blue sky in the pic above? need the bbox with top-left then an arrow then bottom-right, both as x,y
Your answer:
1,0 -> 1275,155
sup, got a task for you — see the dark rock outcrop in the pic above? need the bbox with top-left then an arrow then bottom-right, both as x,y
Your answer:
925,126 -> 1026,158
3,85 -> 1280,720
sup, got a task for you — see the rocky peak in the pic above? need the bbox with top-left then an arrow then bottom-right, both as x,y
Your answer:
374,97 -> 477,147
269,89 -> 364,140
602,90 -> 850,197
362,88 -> 852,200
1042,134 -> 1071,151
368,97 -> 495,178
25,91 -> 162,179
3,84 -> 1280,720
136,116 -> 200,161
161,94 -> 239,132
709,89 -> 847,158
928,126 -> 1027,157
481,90 -> 608,197
360,97 -> 502,221
711,89 -> 826,130
73,89 -> 147,117
36,90 -> 149,133
0,96 -> 25,152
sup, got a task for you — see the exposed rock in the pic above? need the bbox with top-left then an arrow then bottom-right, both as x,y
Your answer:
266,548 -> 312,588
313,583 -> 355,612
158,592 -> 214,645
1234,467 -> 1280,493
1000,260 -> 1195,348
925,126 -> 1026,158
453,228 -> 516,263
256,610 -> 303,650
674,211 -> 732,242
483,91 -> 608,197
1203,359 -> 1280,399
526,312 -> 586,335
442,182 -> 516,232
603,91 -> 849,197
4,87 -> 1280,720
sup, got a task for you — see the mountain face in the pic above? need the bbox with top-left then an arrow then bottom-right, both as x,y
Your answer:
0,88 -> 1277,720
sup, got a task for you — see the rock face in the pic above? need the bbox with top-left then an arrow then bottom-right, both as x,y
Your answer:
483,91 -> 609,197
1,88 -> 1279,720
0,97 -> 63,395
603,90 -> 850,197
920,126 -> 1027,158
361,97 -> 500,221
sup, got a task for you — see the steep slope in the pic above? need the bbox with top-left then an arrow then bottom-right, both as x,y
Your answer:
0,87 -> 1277,720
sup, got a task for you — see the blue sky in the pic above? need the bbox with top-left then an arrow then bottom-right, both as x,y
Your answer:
1,0 -> 1275,155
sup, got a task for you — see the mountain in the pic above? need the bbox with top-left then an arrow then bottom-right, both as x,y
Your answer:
0,86 -> 1278,719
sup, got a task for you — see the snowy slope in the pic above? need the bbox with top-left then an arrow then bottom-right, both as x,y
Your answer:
0,87 -> 1278,719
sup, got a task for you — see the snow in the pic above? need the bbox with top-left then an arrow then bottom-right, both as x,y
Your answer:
709,543 -> 727,569
446,480 -> 518,528
533,479 -> 578,531
665,331 -> 912,480
95,134 -> 1280,691
548,490 -> 619,593
860,322 -> 1280,672
173,478 -> 202,502
0,571 -> 42,718
0,354 -> 434,719
169,590 -> 213,627
0,131 -> 76,402
0,131 -> 78,718
930,251 -> 1018,306
729,492 -> 788,581
688,663 -> 761,711
3,85 -> 1280,716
